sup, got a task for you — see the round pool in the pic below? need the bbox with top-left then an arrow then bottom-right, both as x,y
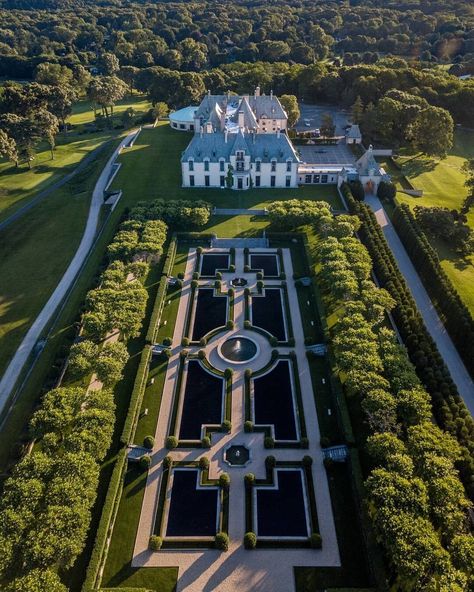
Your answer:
218,336 -> 259,364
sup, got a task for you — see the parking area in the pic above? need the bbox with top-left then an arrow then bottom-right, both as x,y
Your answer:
296,103 -> 351,135
298,143 -> 355,165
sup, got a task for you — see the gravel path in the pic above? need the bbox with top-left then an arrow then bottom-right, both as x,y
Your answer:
365,193 -> 474,415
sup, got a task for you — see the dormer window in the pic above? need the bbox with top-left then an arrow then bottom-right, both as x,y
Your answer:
236,150 -> 244,160
286,159 -> 292,172
204,159 -> 210,172
188,159 -> 194,171
255,159 -> 261,172
271,159 -> 277,172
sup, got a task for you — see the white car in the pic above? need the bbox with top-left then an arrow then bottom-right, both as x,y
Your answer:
304,119 -> 311,127
314,128 -> 321,137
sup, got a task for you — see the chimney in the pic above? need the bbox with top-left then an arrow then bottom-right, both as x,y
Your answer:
277,127 -> 281,139
206,121 -> 213,134
225,129 -> 228,143
200,126 -> 203,138
253,131 -> 256,144
270,90 -> 273,100
238,110 -> 245,129
255,85 -> 260,97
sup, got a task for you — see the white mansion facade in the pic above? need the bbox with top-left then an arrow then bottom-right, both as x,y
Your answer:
180,89 -> 298,190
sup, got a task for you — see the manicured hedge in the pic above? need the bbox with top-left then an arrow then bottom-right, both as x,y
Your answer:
82,448 -> 128,592
392,203 -> 474,377
341,183 -> 474,499
120,345 -> 152,445
145,276 -> 168,344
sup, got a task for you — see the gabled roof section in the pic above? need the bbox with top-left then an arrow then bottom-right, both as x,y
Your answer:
231,128 -> 250,154
346,124 -> 361,139
356,145 -> 381,176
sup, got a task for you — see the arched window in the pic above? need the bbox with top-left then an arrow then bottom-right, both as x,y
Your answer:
188,158 -> 194,172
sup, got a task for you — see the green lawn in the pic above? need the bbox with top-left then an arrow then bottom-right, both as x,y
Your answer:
110,122 -> 342,210
384,128 -> 474,313
0,95 -> 151,221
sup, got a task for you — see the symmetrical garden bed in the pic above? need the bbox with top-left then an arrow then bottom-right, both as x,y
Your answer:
190,288 -> 228,342
199,253 -> 231,277
249,253 -> 280,277
250,288 -> 288,342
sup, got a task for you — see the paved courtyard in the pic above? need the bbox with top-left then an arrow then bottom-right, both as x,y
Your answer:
296,103 -> 351,135
298,142 -> 355,166
132,246 -> 340,591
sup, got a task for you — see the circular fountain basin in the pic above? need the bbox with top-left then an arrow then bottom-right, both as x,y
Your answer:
218,335 -> 259,364
224,444 -> 251,467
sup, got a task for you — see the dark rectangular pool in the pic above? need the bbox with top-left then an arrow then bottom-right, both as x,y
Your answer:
253,360 -> 297,440
256,469 -> 308,538
250,254 -> 279,277
200,253 -> 230,276
251,288 -> 286,341
178,361 -> 223,440
166,469 -> 218,537
192,288 -> 227,341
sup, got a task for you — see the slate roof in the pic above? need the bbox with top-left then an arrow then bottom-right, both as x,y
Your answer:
182,129 -> 299,163
356,145 -> 381,175
346,124 -> 362,139
194,92 -> 287,132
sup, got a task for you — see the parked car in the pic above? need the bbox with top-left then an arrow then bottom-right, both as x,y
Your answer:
304,119 -> 311,127
313,128 -> 321,137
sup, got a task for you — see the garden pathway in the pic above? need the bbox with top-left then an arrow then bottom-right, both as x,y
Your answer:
365,193 -> 474,415
0,129 -> 140,415
132,247 -> 340,592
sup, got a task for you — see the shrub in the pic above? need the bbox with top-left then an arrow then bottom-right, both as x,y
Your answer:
199,336 -> 207,346
377,180 -> 397,202
219,472 -> 230,488
165,436 -> 178,450
215,532 -> 229,551
310,533 -> 322,549
149,535 -> 163,551
143,435 -> 155,449
270,336 -> 278,347
244,320 -> 251,329
256,271 -> 263,280
257,280 -> 264,292
139,455 -> 151,471
244,473 -> 255,487
162,337 -> 172,346
349,179 -> 365,201
302,455 -> 313,467
224,367 -> 233,379
228,287 -> 234,297
162,348 -> 172,359
196,246 -> 203,255
181,337 -> 190,347
177,271 -> 185,280
265,455 -> 276,468
202,436 -> 211,448
199,457 -> 210,470
163,455 -> 173,470
229,264 -> 235,273
221,420 -> 232,432
244,420 -> 254,433
244,287 -> 250,296
198,350 -> 206,360
271,349 -> 279,360
174,278 -> 183,289
226,320 -> 235,329
244,531 -> 257,549
216,271 -> 222,280
244,368 -> 253,379
244,264 -> 250,272
191,279 -> 199,289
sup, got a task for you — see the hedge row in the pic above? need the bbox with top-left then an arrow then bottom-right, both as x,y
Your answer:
120,345 -> 152,445
392,203 -> 474,377
82,448 -> 128,592
341,183 -> 474,499
145,236 -> 178,344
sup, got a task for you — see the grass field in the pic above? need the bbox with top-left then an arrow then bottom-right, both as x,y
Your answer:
0,95 -> 152,221
383,128 -> 474,313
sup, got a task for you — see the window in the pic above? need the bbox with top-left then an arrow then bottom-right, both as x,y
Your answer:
271,160 -> 276,172
172,122 -> 178,128
188,159 -> 194,171
179,124 -> 185,130
219,160 -> 225,172
286,176 -> 291,187
190,124 -> 194,131
220,175 -> 225,187
238,178 -> 243,189
255,160 -> 261,172
271,175 -> 276,187
313,174 -> 320,184
190,175 -> 195,187
204,160 -> 209,172
255,175 -> 261,187
286,160 -> 292,172
305,174 -> 312,184
205,175 -> 210,187
321,174 -> 328,183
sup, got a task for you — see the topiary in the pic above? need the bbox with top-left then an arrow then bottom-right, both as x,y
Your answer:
302,455 -> 313,467
214,279 -> 221,289
219,472 -> 230,488
191,279 -> 199,289
244,531 -> 257,549
149,535 -> 163,551
270,336 -> 278,347
257,280 -> 264,292
163,348 -> 172,359
224,367 -> 233,379
310,533 -> 322,549
198,349 -> 206,360
229,264 -> 236,273
181,337 -> 190,347
163,455 -> 173,470
196,246 -> 203,255
265,455 -> 276,468
228,287 -> 234,297
244,320 -> 251,329
244,473 -> 255,487
139,455 -> 151,471
244,264 -> 250,273
165,435 -> 178,450
226,319 -> 235,330
271,349 -> 279,360
199,456 -> 210,470
215,532 -> 229,551
199,336 -> 207,346
244,420 -> 253,433
216,271 -> 222,280
177,271 -> 185,280
143,435 -> 155,449
180,349 -> 189,359
193,271 -> 200,280
162,337 -> 172,346
256,271 -> 263,280
202,436 -> 211,448
221,419 -> 232,432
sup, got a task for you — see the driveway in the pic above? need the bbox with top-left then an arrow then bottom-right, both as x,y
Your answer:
365,193 -> 474,415
0,129 -> 140,413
